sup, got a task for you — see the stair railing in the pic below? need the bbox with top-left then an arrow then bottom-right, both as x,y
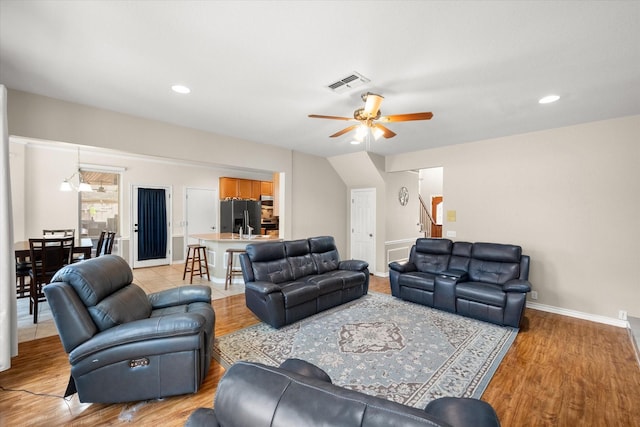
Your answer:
418,194 -> 437,238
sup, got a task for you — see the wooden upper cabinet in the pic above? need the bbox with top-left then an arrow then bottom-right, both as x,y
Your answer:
220,177 -> 271,200
261,181 -> 273,196
219,177 -> 238,199
237,179 -> 252,199
251,181 -> 262,200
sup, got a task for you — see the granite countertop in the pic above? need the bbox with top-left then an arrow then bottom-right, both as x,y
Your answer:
190,233 -> 280,242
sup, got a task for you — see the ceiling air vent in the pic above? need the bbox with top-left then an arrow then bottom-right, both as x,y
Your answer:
327,72 -> 370,93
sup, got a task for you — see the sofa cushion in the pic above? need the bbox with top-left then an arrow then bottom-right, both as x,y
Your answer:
52,255 -> 133,307
413,238 -> 453,274
307,274 -> 343,295
247,242 -> 294,283
398,271 -> 437,291
88,283 -> 152,331
456,282 -> 506,307
468,259 -> 520,285
472,243 -> 522,263
286,240 -> 318,279
280,282 -> 320,307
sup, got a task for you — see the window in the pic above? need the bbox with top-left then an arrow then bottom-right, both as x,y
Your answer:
79,170 -> 120,244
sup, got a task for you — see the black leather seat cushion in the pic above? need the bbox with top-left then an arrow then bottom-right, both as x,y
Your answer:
398,271 -> 437,291
456,282 -> 505,307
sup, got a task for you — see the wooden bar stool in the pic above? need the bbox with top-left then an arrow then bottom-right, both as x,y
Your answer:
183,244 -> 210,284
225,249 -> 246,290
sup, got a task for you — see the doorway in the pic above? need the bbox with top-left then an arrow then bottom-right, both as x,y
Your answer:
131,185 -> 171,268
350,188 -> 376,272
185,188 -> 218,246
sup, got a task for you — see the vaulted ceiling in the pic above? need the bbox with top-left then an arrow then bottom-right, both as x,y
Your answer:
1,1 -> 639,158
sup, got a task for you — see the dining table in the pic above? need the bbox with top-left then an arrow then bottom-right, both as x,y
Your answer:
14,237 -> 94,263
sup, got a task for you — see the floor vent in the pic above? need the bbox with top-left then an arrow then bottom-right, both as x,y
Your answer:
327,72 -> 370,93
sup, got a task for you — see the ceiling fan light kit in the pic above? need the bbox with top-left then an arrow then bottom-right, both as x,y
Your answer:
308,92 -> 433,146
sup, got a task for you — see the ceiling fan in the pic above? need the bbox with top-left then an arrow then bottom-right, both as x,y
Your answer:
308,92 -> 433,140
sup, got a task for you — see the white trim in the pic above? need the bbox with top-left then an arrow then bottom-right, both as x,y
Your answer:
384,237 -> 418,245
526,301 -> 629,328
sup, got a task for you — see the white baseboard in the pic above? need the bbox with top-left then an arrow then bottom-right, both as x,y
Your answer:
526,301 -> 629,328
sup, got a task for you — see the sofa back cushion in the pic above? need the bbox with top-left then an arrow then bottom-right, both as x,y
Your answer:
468,243 -> 522,285
88,284 -> 152,331
308,236 -> 340,274
449,241 -> 472,272
246,241 -> 294,284
52,255 -> 134,307
285,239 -> 317,279
412,238 -> 452,274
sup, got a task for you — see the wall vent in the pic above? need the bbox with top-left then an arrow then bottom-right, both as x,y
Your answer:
327,72 -> 370,93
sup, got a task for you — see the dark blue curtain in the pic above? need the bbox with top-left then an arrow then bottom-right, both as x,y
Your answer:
137,188 -> 167,261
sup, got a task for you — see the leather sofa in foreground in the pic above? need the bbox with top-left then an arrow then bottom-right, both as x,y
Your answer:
185,359 -> 501,427
240,236 -> 369,328
389,238 -> 531,328
44,255 -> 215,403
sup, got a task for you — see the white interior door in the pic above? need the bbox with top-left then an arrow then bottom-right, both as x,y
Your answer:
131,185 -> 171,268
186,188 -> 218,246
350,188 -> 376,272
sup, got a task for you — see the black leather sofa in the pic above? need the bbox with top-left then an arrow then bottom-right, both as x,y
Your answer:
185,359 -> 501,427
240,236 -> 369,328
44,255 -> 215,403
389,239 -> 531,328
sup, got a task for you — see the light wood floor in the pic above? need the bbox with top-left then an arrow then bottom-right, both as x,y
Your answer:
1,273 -> 639,426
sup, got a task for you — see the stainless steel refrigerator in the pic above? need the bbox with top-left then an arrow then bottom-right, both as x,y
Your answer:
219,200 -> 261,234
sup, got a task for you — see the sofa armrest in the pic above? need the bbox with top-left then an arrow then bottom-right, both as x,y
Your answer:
279,358 -> 332,383
338,259 -> 369,271
425,397 -> 501,427
389,261 -> 416,273
503,279 -> 531,293
441,269 -> 469,281
245,280 -> 281,295
69,313 -> 206,364
148,285 -> 211,309
184,408 -> 219,426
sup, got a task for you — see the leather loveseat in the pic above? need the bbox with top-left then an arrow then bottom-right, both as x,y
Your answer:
240,236 -> 369,328
389,239 -> 531,328
185,359 -> 501,427
44,255 -> 215,403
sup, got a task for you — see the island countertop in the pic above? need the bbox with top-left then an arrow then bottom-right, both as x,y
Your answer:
190,233 -> 281,242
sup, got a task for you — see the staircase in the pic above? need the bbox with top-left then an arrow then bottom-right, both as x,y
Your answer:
418,194 -> 441,238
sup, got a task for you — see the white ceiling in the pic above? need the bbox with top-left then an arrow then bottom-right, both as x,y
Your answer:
1,1 -> 639,158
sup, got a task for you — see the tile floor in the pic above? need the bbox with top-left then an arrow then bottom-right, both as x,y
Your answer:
17,263 -> 245,343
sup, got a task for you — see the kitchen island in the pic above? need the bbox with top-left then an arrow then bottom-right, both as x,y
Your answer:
190,233 -> 281,284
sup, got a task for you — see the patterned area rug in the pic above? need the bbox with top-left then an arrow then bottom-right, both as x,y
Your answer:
214,292 -> 517,408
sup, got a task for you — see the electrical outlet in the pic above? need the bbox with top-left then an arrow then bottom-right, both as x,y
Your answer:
531,291 -> 538,300
618,310 -> 627,321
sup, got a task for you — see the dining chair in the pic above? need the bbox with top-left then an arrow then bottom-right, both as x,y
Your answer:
43,228 -> 75,237
94,230 -> 106,257
102,231 -> 116,255
29,236 -> 74,323
16,256 -> 31,299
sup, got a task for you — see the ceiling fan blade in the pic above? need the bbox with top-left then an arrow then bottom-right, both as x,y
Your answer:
379,112 -> 433,122
330,124 -> 360,138
308,114 -> 354,121
374,124 -> 397,139
363,93 -> 384,116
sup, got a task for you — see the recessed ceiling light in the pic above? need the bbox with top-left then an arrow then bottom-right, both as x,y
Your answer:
171,85 -> 191,94
350,140 -> 361,145
539,94 -> 560,104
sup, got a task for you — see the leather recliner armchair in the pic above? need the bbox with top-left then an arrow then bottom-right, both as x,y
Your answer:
44,255 -> 215,403
185,359 -> 501,427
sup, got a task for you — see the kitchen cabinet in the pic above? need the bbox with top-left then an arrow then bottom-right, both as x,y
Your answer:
237,179 -> 253,199
251,180 -> 262,200
220,177 -> 271,200
261,181 -> 273,196
220,177 -> 238,199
